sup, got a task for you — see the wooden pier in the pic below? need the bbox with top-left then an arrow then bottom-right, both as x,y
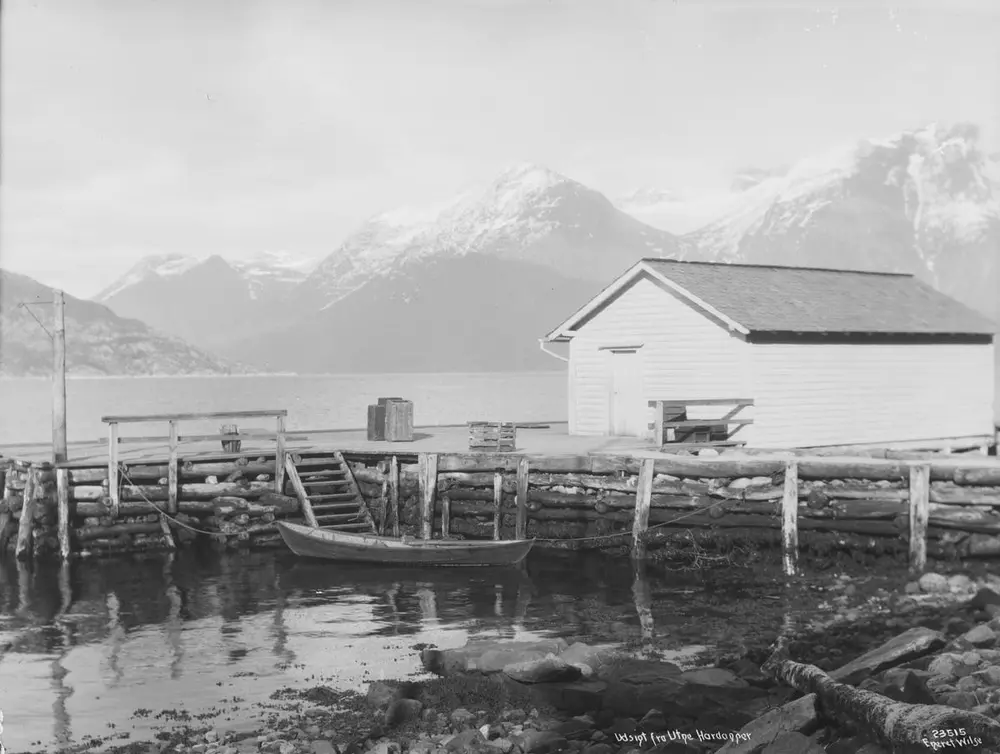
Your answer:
3,410 -> 1000,574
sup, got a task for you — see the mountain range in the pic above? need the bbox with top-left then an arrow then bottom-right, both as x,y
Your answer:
0,270 -> 242,376
2,122 -> 996,377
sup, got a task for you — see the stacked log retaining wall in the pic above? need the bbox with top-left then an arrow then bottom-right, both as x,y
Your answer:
4,451 -> 1000,568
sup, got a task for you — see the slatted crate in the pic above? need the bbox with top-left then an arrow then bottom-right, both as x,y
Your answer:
468,421 -> 517,451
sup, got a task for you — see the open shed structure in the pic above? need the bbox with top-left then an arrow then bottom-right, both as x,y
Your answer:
542,259 -> 996,449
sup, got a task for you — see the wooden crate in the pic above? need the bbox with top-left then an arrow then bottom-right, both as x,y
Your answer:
367,405 -> 387,441
468,422 -> 517,451
220,423 -> 242,453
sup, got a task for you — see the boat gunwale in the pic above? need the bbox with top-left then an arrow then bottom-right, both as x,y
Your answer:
275,520 -> 535,549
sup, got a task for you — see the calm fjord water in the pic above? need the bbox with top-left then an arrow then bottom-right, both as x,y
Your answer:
0,549 -> 905,754
0,372 -> 568,445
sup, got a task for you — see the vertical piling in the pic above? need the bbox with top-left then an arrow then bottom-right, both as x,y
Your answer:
57,468 -> 71,560
515,457 -> 530,540
167,420 -> 179,515
389,455 -> 400,538
15,467 -> 37,560
781,459 -> 799,577
492,470 -> 503,540
419,453 -> 438,539
909,463 -> 931,575
631,458 -> 655,560
108,422 -> 120,519
274,414 -> 287,495
440,490 -> 451,538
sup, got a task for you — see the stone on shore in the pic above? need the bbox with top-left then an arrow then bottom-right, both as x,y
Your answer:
557,642 -> 622,673
962,623 -> 998,647
503,654 -> 583,684
969,587 -> 1000,617
715,694 -> 820,754
829,626 -> 946,685
511,729 -> 570,753
918,572 -> 950,593
524,680 -> 609,715
421,638 -> 570,676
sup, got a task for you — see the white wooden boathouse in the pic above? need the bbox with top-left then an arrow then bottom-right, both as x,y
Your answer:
542,259 -> 996,449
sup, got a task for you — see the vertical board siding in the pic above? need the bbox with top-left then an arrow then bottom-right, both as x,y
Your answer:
749,343 -> 995,447
568,276 -> 750,435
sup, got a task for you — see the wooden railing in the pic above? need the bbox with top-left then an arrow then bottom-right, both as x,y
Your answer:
648,398 -> 755,448
100,410 -> 288,518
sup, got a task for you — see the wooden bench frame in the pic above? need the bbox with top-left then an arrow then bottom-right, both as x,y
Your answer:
647,399 -> 755,448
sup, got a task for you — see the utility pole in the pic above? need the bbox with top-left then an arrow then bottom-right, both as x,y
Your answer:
53,290 -> 68,464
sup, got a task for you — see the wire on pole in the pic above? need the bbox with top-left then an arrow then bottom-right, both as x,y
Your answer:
16,302 -> 54,340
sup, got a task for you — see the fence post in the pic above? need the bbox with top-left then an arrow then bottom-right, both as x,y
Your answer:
652,401 -> 664,445
274,414 -> 287,495
515,457 -> 530,539
632,458 -> 655,560
108,422 -> 120,519
909,463 -> 931,575
419,453 -> 438,539
57,468 -> 71,560
781,460 -> 799,577
167,420 -> 179,515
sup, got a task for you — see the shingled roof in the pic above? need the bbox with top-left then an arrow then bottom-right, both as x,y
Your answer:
547,259 -> 995,339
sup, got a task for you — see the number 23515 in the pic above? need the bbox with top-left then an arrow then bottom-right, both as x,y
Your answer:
933,729 -> 967,738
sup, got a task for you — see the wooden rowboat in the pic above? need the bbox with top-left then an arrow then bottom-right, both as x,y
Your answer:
275,521 -> 535,566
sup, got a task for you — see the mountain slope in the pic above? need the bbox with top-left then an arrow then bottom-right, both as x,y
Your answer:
0,270 -> 242,376
294,163 -> 681,313
680,123 -> 999,321
96,252 -> 317,349
222,254 -> 601,374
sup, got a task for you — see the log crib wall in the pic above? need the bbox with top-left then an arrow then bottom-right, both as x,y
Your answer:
5,445 -> 1000,575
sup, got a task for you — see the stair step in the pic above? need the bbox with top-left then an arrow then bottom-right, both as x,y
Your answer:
321,522 -> 371,531
294,458 -> 345,469
310,493 -> 356,503
312,502 -> 364,512
315,512 -> 365,523
296,469 -> 347,479
302,479 -> 350,488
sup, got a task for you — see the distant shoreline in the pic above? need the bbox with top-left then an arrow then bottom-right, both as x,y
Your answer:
0,369 -> 566,380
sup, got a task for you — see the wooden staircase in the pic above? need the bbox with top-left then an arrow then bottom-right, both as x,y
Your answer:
284,451 -> 376,532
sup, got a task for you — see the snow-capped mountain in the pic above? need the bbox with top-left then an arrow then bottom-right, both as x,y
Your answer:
294,163 -> 681,311
0,270 -> 243,376
97,251 -> 318,302
229,251 -> 319,300
673,123 -> 998,320
224,253 -> 602,374
96,251 -> 319,349
616,187 -> 744,236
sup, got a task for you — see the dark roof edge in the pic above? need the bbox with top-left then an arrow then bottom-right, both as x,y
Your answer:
642,258 -> 915,278
747,330 -> 994,342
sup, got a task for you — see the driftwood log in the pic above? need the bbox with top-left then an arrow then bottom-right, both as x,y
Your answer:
763,644 -> 1000,751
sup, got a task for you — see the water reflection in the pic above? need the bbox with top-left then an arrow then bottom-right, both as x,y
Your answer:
0,548 -> 835,753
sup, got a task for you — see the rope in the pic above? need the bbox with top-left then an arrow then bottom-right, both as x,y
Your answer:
118,466 -> 232,537
530,494 -> 738,543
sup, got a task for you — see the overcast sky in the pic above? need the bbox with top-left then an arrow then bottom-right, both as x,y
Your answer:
2,0 -> 998,297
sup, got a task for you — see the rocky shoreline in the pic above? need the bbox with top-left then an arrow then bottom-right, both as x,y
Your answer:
37,571 -> 1000,754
